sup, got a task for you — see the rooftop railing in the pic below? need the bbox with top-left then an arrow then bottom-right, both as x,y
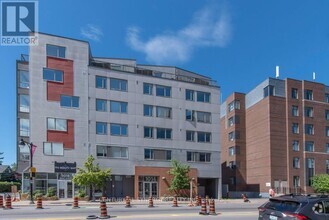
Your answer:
90,59 -> 218,87
21,54 -> 29,62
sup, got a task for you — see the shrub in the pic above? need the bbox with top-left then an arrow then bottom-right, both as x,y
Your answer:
46,187 -> 56,197
0,182 -> 21,193
33,190 -> 44,200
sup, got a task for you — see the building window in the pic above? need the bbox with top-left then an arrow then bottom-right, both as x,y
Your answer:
228,131 -> 240,141
292,105 -> 299,116
304,107 -> 313,117
293,157 -> 300,168
110,101 -> 127,113
144,127 -> 153,138
306,158 -> 314,186
186,89 -> 194,101
293,140 -> 299,151
305,124 -> 314,135
326,143 -> 329,153
19,94 -> 30,113
60,95 -> 79,108
228,100 -> 240,112
19,70 -> 29,88
325,110 -> 329,120
196,111 -> 211,123
43,142 -> 64,156
186,110 -> 195,121
326,126 -> 329,137
143,83 -> 153,95
97,145 -> 128,159
325,93 -> 329,103
291,88 -> 298,99
264,85 -> 274,97
186,131 -> 195,142
228,115 -> 240,127
229,147 -> 235,156
187,151 -> 211,162
96,122 -> 107,135
196,91 -> 210,103
95,76 -> 107,89
46,44 -> 66,58
47,118 -> 67,131
292,123 -> 299,134
293,176 -> 300,187
110,123 -> 128,136
96,99 -> 107,112
156,85 -> 171,97
156,106 -> 171,119
43,68 -> 63,83
110,78 -> 127,91
144,149 -> 171,161
327,160 -> 329,174
197,132 -> 211,143
143,105 -> 153,117
156,128 -> 172,139
305,141 -> 314,152
304,89 -> 313,100
19,118 -> 30,137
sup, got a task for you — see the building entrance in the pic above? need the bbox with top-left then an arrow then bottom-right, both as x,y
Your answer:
58,180 -> 73,199
138,176 -> 158,199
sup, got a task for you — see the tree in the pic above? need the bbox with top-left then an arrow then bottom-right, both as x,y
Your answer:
11,163 -> 17,172
72,155 -> 111,200
312,174 -> 329,193
168,160 -> 190,196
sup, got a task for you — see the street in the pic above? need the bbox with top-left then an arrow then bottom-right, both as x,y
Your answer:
0,203 -> 259,220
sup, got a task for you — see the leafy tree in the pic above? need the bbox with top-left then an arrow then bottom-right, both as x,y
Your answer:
312,174 -> 329,193
11,163 -> 17,172
168,160 -> 190,196
72,155 -> 111,201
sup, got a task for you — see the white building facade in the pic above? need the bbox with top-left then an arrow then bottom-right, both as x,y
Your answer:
17,33 -> 221,199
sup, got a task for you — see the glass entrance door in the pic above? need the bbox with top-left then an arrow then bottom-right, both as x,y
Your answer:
58,180 -> 73,199
143,182 -> 158,198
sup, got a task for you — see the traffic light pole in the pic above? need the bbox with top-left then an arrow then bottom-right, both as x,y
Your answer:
29,143 -> 34,204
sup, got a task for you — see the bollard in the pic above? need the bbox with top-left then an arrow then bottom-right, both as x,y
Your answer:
199,199 -> 208,215
206,195 -> 209,206
148,196 -> 154,208
208,199 -> 217,215
98,201 -> 110,219
72,196 -> 80,209
197,196 -> 202,206
36,196 -> 43,209
125,196 -> 131,208
172,195 -> 178,207
4,195 -> 13,209
0,195 -> 3,208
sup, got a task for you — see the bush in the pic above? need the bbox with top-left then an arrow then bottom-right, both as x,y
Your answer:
46,187 -> 56,197
77,189 -> 87,198
0,182 -> 21,193
33,190 -> 44,200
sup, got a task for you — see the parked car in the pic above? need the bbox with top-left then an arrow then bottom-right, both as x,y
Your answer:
258,194 -> 329,220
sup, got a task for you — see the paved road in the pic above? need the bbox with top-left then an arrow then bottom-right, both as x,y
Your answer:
1,204 -> 259,220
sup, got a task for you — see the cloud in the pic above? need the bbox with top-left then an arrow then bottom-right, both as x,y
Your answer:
81,24 -> 103,42
126,4 -> 231,64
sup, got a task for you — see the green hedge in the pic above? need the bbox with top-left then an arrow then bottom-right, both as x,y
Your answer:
0,182 -> 21,193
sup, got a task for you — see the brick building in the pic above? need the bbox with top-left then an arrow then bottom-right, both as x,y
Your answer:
221,77 -> 329,196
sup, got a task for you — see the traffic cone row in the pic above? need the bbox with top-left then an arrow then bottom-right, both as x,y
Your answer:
125,196 -> 131,208
4,195 -> 12,209
0,195 -> 3,208
209,199 -> 217,215
99,201 -> 110,219
172,196 -> 178,207
72,196 -> 79,209
36,196 -> 43,209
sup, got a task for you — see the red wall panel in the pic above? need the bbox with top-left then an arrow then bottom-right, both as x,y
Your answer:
47,120 -> 74,149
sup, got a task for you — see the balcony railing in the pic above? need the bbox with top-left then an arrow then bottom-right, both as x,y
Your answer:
21,54 -> 29,62
90,59 -> 218,87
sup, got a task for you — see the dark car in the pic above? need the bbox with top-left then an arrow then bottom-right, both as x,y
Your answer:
258,194 -> 329,220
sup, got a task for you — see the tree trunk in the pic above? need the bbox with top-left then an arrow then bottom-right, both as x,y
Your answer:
89,185 -> 92,201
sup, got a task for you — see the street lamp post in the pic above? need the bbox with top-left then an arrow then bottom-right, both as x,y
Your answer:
19,139 -> 35,204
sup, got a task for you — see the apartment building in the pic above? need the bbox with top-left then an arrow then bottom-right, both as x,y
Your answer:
221,78 -> 329,196
16,33 -> 221,199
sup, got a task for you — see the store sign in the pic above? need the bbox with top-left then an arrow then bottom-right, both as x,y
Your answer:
54,161 -> 76,173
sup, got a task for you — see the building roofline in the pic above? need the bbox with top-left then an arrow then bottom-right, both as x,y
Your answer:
93,57 -> 136,61
34,32 -> 90,44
